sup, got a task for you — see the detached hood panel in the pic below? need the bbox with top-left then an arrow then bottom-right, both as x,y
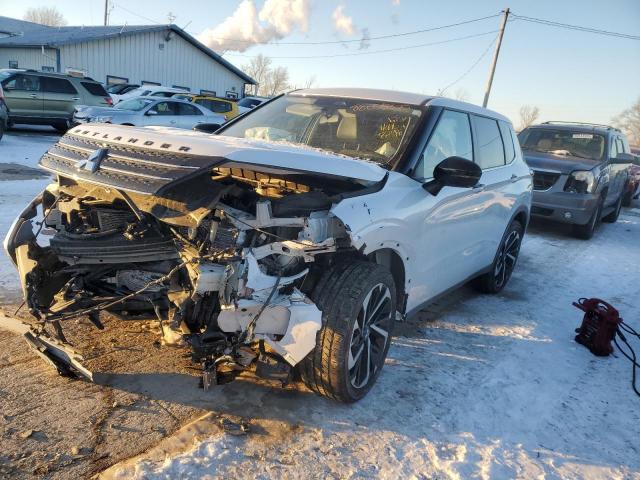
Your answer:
523,151 -> 600,175
39,124 -> 387,195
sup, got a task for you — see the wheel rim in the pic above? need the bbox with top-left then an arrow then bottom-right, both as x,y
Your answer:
348,283 -> 393,389
494,230 -> 521,288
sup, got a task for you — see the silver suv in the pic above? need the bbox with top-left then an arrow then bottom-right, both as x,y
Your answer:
519,122 -> 633,239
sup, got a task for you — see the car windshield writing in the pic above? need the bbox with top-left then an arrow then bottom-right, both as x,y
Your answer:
220,96 -> 423,164
520,129 -> 605,161
116,98 -> 154,111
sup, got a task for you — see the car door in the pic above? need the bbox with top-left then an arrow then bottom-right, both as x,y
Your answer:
175,102 -> 205,129
41,76 -> 79,120
468,115 -> 518,269
409,109 -> 489,301
0,73 -> 43,118
143,101 -> 179,127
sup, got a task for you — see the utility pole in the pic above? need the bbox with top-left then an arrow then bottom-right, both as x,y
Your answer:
104,0 -> 109,26
482,8 -> 510,108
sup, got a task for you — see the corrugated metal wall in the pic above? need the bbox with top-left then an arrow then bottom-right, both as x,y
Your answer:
0,47 -> 57,70
58,30 -> 247,96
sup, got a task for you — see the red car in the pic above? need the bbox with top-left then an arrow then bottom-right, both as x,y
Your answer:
625,146 -> 640,206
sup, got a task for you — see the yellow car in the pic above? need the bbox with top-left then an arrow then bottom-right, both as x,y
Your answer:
172,93 -> 240,120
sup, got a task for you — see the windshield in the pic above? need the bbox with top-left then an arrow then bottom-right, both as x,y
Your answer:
519,128 -> 605,161
115,98 -> 154,111
220,95 -> 424,164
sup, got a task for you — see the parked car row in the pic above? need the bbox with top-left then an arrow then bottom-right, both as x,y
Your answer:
0,68 -> 269,136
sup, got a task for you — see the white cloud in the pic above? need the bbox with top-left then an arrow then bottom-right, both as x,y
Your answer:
332,5 -> 355,36
197,0 -> 310,53
391,0 -> 400,5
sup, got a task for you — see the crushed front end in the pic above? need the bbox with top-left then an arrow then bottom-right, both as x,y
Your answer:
4,125 -> 378,386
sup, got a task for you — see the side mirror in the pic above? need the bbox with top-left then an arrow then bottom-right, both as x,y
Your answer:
193,123 -> 222,134
612,152 -> 636,164
423,156 -> 482,196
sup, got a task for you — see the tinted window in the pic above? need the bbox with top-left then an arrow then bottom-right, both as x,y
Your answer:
2,74 -> 40,91
42,77 -> 77,94
616,137 -> 624,156
609,138 -> 619,158
151,91 -> 174,97
198,99 -> 231,113
499,121 -> 515,163
474,116 -> 505,169
81,82 -> 108,96
149,101 -> 178,115
414,109 -> 473,179
177,103 -> 202,115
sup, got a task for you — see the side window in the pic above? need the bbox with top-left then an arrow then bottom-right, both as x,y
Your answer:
42,77 -> 77,94
609,137 -> 619,159
2,74 -> 40,92
414,110 -> 473,179
177,103 -> 203,116
498,121 -> 515,163
615,137 -> 624,157
149,101 -> 177,115
474,116 -> 505,169
620,136 -> 631,153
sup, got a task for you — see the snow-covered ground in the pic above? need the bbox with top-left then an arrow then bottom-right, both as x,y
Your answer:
0,128 -> 57,302
103,211 -> 640,480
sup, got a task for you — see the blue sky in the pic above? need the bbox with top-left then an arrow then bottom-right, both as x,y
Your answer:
1,0 -> 639,125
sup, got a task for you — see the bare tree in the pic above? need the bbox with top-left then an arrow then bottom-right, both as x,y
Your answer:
24,6 -> 67,26
612,97 -> 640,146
518,105 -> 540,131
263,66 -> 290,97
242,54 -> 290,96
304,75 -> 316,89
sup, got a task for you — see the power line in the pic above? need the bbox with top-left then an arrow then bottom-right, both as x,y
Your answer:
511,13 -> 640,41
438,34 -> 499,96
224,30 -> 500,59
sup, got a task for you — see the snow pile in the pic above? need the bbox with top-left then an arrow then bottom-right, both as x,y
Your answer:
104,213 -> 640,479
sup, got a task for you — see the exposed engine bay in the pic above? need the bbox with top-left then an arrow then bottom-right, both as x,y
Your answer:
5,126 -> 385,387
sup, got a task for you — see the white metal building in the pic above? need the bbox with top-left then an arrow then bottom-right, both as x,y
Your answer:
0,16 -> 255,98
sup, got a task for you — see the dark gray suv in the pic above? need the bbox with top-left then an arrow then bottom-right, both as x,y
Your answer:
519,122 -> 633,239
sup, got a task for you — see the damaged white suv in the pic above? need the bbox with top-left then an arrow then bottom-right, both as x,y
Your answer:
4,88 -> 531,402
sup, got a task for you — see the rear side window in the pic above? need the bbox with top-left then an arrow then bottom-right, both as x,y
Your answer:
81,82 -> 108,96
414,109 -> 473,179
177,103 -> 203,115
474,116 -> 505,169
198,99 -> 232,113
498,121 -> 515,163
42,77 -> 77,94
152,91 -> 174,97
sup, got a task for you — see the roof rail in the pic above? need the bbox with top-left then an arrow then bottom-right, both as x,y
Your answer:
542,121 -> 620,132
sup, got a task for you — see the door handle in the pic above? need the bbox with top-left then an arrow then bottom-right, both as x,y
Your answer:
510,174 -> 518,182
29,94 -> 38,98
71,97 -> 80,101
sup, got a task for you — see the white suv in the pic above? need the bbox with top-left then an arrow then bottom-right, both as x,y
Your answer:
5,88 -> 531,402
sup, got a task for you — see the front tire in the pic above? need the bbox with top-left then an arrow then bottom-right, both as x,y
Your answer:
602,195 -> 622,223
572,196 -> 603,240
300,261 -> 396,402
473,220 -> 524,294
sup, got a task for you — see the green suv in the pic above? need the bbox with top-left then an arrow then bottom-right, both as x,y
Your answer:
0,69 -> 112,132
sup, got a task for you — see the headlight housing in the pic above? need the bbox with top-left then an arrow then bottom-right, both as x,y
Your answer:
564,170 -> 596,194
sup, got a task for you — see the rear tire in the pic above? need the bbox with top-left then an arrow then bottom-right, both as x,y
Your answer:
572,196 -> 603,240
473,220 -> 524,294
602,195 -> 622,223
300,260 -> 396,403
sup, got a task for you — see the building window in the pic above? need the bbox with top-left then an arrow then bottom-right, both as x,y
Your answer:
172,85 -> 189,91
8,60 -> 18,68
225,91 -> 238,99
106,75 -> 128,85
200,89 -> 216,96
158,43 -> 165,50
142,80 -> 161,86
42,66 -> 55,72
